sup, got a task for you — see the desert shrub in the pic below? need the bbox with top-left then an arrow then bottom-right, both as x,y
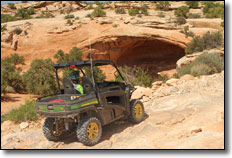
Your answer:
15,8 -> 32,19
60,10 -> 65,14
128,8 -> 139,16
2,100 -> 37,123
8,3 -> 16,9
1,24 -> 7,32
176,16 -> 186,25
221,20 -> 224,27
75,16 -> 80,20
186,1 -> 199,9
85,13 -> 92,18
94,1 -> 101,5
91,7 -> 106,17
188,13 -> 201,18
85,4 -> 94,10
54,47 -> 83,78
177,52 -> 224,77
11,28 -> 23,35
156,1 -> 170,11
36,12 -> 55,18
157,12 -> 165,18
185,31 -> 223,54
137,13 -> 142,18
23,59 -> 58,96
1,54 -> 25,95
1,14 -> 17,23
140,4 -> 149,16
115,66 -> 153,87
190,63 -> 212,76
112,24 -> 118,28
84,67 -> 106,83
66,19 -> 73,25
174,6 -> 189,18
203,2 -> 224,18
115,8 -> 126,14
64,14 -> 75,19
180,25 -> 195,38
22,1 -> 28,3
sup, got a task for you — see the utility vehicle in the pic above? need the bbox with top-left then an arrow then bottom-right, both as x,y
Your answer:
36,60 -> 144,146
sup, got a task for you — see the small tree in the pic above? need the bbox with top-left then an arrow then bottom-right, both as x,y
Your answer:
22,1 -> 28,3
115,8 -> 126,14
155,1 -> 170,11
8,3 -> 16,9
128,8 -> 139,16
140,4 -> 149,16
1,53 -> 25,95
23,59 -> 58,96
174,6 -> 189,18
186,1 -> 199,9
91,7 -> 106,17
84,67 -> 106,83
176,17 -> 186,25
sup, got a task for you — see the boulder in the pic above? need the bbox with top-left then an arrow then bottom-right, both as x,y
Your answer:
180,74 -> 195,81
166,78 -> 179,86
19,122 -> 29,129
1,32 -> 13,43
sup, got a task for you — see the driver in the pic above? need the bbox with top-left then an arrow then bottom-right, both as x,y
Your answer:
70,71 -> 84,95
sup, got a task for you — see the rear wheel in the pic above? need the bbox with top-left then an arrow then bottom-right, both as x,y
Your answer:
129,100 -> 145,123
76,117 -> 102,146
43,117 -> 65,141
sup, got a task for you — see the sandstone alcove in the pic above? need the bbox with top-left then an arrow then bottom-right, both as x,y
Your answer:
90,36 -> 186,75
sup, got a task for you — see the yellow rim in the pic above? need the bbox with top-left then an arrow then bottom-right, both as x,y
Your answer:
134,104 -> 143,118
51,121 -> 63,137
87,122 -> 99,140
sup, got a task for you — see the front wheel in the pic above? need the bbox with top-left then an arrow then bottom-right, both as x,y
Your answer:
76,117 -> 102,146
42,117 -> 65,141
129,100 -> 145,123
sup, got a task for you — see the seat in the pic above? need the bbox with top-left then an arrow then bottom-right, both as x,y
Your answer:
81,76 -> 94,94
63,78 -> 79,94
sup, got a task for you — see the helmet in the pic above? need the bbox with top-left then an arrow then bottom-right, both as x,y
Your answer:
70,71 -> 80,83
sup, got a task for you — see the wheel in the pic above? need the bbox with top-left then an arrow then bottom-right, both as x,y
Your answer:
129,100 -> 145,123
76,117 -> 102,146
42,117 -> 65,141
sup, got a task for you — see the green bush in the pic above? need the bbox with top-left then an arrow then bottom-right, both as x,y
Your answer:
23,59 -> 58,96
185,31 -> 223,54
54,47 -> 83,78
128,8 -> 139,16
156,1 -> 170,11
113,24 -> 118,28
188,13 -> 201,19
1,54 -> 25,95
115,8 -> 126,14
36,12 -> 55,18
140,4 -> 149,16
85,4 -> 94,10
2,100 -> 37,123
91,7 -> 106,17
203,2 -> 224,18
1,24 -> 7,32
8,3 -> 16,9
11,28 -> 23,35
157,12 -> 165,18
64,14 -> 75,19
115,66 -> 154,88
27,7 -> 35,15
174,6 -> 189,18
186,1 -> 199,9
66,19 -> 73,25
176,17 -> 186,25
1,14 -> 17,23
180,25 -> 195,38
15,8 -> 32,19
177,52 -> 224,77
22,1 -> 28,3
190,63 -> 212,76
84,67 -> 106,83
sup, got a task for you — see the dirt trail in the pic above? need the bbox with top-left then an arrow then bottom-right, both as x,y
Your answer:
1,72 -> 224,149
